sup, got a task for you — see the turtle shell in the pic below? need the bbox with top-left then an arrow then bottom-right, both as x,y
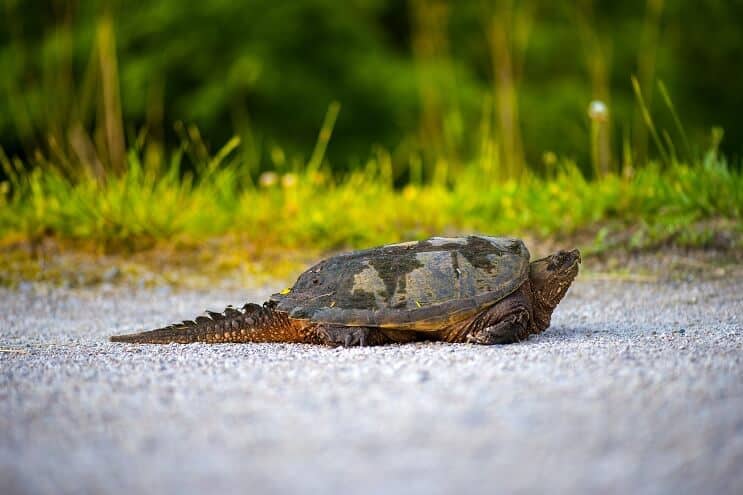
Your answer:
269,235 -> 531,331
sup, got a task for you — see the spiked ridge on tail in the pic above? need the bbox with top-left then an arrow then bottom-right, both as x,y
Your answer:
110,302 -> 313,344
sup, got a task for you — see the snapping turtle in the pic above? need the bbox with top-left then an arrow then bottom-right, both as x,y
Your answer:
111,236 -> 580,346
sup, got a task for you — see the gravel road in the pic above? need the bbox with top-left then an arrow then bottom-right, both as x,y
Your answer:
1,268 -> 742,495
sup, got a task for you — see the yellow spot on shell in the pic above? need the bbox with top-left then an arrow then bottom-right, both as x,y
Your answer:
330,301 -> 336,307
415,300 -> 422,308
280,287 -> 292,295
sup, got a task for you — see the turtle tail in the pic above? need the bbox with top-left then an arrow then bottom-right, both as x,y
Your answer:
110,303 -> 307,344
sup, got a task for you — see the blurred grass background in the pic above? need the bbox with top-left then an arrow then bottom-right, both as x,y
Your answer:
0,0 -> 741,265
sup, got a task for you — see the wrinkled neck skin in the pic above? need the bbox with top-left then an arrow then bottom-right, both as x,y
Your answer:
529,251 -> 580,333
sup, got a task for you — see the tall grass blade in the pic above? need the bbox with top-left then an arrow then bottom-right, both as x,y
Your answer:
631,75 -> 669,166
307,101 -> 341,174
207,136 -> 241,174
0,147 -> 21,188
657,81 -> 693,163
96,15 -> 126,174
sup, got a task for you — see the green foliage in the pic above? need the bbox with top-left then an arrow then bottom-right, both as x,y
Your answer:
1,138 -> 740,253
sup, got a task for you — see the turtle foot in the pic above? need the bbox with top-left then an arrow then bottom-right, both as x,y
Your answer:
465,310 -> 530,345
317,325 -> 377,347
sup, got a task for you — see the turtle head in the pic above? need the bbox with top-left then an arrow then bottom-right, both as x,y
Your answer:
528,249 -> 581,332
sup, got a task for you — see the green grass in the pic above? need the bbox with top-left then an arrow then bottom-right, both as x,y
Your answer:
1,70 -> 740,262
1,140 -> 740,258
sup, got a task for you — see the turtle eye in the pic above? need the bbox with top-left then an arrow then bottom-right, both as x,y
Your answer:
547,251 -> 573,271
548,256 -> 561,270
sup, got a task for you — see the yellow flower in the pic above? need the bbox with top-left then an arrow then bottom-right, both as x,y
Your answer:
542,151 -> 557,167
281,173 -> 298,188
403,185 -> 417,200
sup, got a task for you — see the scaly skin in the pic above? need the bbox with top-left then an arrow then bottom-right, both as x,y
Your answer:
109,249 -> 580,346
110,303 -> 318,344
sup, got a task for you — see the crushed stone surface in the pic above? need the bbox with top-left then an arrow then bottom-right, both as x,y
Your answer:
1,272 -> 742,494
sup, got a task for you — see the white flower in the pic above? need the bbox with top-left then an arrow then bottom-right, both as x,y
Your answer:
588,100 -> 609,122
259,171 -> 279,188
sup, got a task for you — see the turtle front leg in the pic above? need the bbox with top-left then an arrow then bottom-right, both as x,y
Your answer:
464,309 -> 530,345
313,325 -> 393,347
451,284 -> 533,345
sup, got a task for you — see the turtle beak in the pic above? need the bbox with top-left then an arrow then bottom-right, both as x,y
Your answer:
565,249 -> 581,275
569,249 -> 581,265
570,250 -> 581,278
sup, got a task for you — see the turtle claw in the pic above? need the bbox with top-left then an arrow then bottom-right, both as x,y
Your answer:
318,325 -> 374,347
